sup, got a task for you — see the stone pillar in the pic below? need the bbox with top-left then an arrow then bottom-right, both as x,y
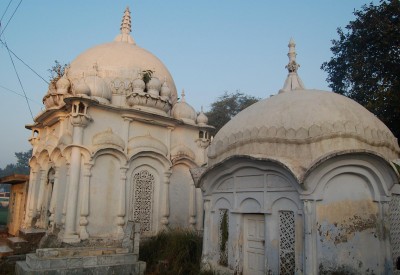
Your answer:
116,166 -> 128,238
62,101 -> 91,243
48,166 -> 60,230
24,169 -> 37,227
36,169 -> 47,214
161,171 -> 172,229
189,183 -> 196,229
35,169 -> 47,228
122,117 -> 132,154
196,188 -> 203,231
166,127 -> 173,159
61,163 -> 70,228
201,197 -> 211,266
303,200 -> 317,275
79,163 -> 92,240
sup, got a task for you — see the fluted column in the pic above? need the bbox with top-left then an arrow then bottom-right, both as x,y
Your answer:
48,166 -> 60,231
61,163 -> 70,228
116,166 -> 128,238
79,163 -> 92,240
63,101 -> 91,243
161,171 -> 172,229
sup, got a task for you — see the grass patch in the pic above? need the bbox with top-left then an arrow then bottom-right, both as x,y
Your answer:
0,207 -> 8,225
139,228 -> 214,275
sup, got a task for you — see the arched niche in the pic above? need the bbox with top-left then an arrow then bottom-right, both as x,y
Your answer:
200,156 -> 299,197
127,152 -> 170,236
303,152 -> 397,274
87,153 -> 122,238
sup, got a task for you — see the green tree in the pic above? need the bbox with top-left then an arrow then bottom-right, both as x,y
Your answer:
206,91 -> 259,134
0,149 -> 32,177
48,60 -> 68,86
321,0 -> 400,140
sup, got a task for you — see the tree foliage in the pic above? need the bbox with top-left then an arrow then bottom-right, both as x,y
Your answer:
206,91 -> 259,134
321,0 -> 400,140
48,60 -> 68,86
0,149 -> 32,177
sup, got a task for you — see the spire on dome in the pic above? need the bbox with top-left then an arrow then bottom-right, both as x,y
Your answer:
181,89 -> 186,102
121,7 -> 131,34
279,38 -> 305,94
114,7 -> 136,44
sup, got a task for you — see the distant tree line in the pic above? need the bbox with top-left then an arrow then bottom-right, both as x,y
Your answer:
0,149 -> 31,178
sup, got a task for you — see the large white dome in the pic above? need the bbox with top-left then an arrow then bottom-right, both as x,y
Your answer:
66,8 -> 177,104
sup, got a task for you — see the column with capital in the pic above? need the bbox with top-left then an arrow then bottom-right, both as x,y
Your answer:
161,171 -> 172,229
116,166 -> 128,238
23,169 -> 37,228
48,166 -> 60,231
79,163 -> 92,240
62,101 -> 91,243
35,169 -> 47,228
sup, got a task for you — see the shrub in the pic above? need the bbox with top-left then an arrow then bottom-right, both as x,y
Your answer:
139,228 -> 210,275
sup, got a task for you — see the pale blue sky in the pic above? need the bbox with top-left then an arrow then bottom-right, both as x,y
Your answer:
0,1 -> 377,167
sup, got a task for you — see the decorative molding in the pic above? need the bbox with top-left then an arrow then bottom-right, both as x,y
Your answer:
92,128 -> 125,151
209,122 -> 399,161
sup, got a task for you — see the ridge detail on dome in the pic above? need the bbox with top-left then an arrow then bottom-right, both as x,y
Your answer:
279,38 -> 305,93
209,121 -> 399,160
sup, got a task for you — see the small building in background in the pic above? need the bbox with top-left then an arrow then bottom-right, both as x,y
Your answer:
0,174 -> 29,236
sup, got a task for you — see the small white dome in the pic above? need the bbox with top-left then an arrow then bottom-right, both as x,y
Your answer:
196,107 -> 208,126
160,79 -> 171,98
171,90 -> 197,123
85,75 -> 111,101
72,79 -> 91,96
146,77 -> 161,96
55,75 -> 70,94
132,77 -> 145,92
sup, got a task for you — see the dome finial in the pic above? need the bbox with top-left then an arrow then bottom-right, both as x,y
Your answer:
279,38 -> 305,93
286,37 -> 299,73
181,89 -> 186,102
114,6 -> 136,44
121,7 -> 131,35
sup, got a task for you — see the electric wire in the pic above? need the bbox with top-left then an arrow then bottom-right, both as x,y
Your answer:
4,38 -> 34,120
0,0 -> 22,37
0,84 -> 42,106
0,0 -> 14,23
0,38 -> 49,84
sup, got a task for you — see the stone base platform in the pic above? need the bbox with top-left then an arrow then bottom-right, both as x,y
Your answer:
15,247 -> 146,275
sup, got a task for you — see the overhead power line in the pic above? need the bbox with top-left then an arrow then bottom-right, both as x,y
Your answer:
0,0 -> 22,37
4,38 -> 34,120
0,84 -> 42,106
0,38 -> 49,84
0,0 -> 14,22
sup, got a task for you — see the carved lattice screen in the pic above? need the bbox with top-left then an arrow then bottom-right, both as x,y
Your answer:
279,211 -> 295,274
390,195 -> 400,271
131,170 -> 154,233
